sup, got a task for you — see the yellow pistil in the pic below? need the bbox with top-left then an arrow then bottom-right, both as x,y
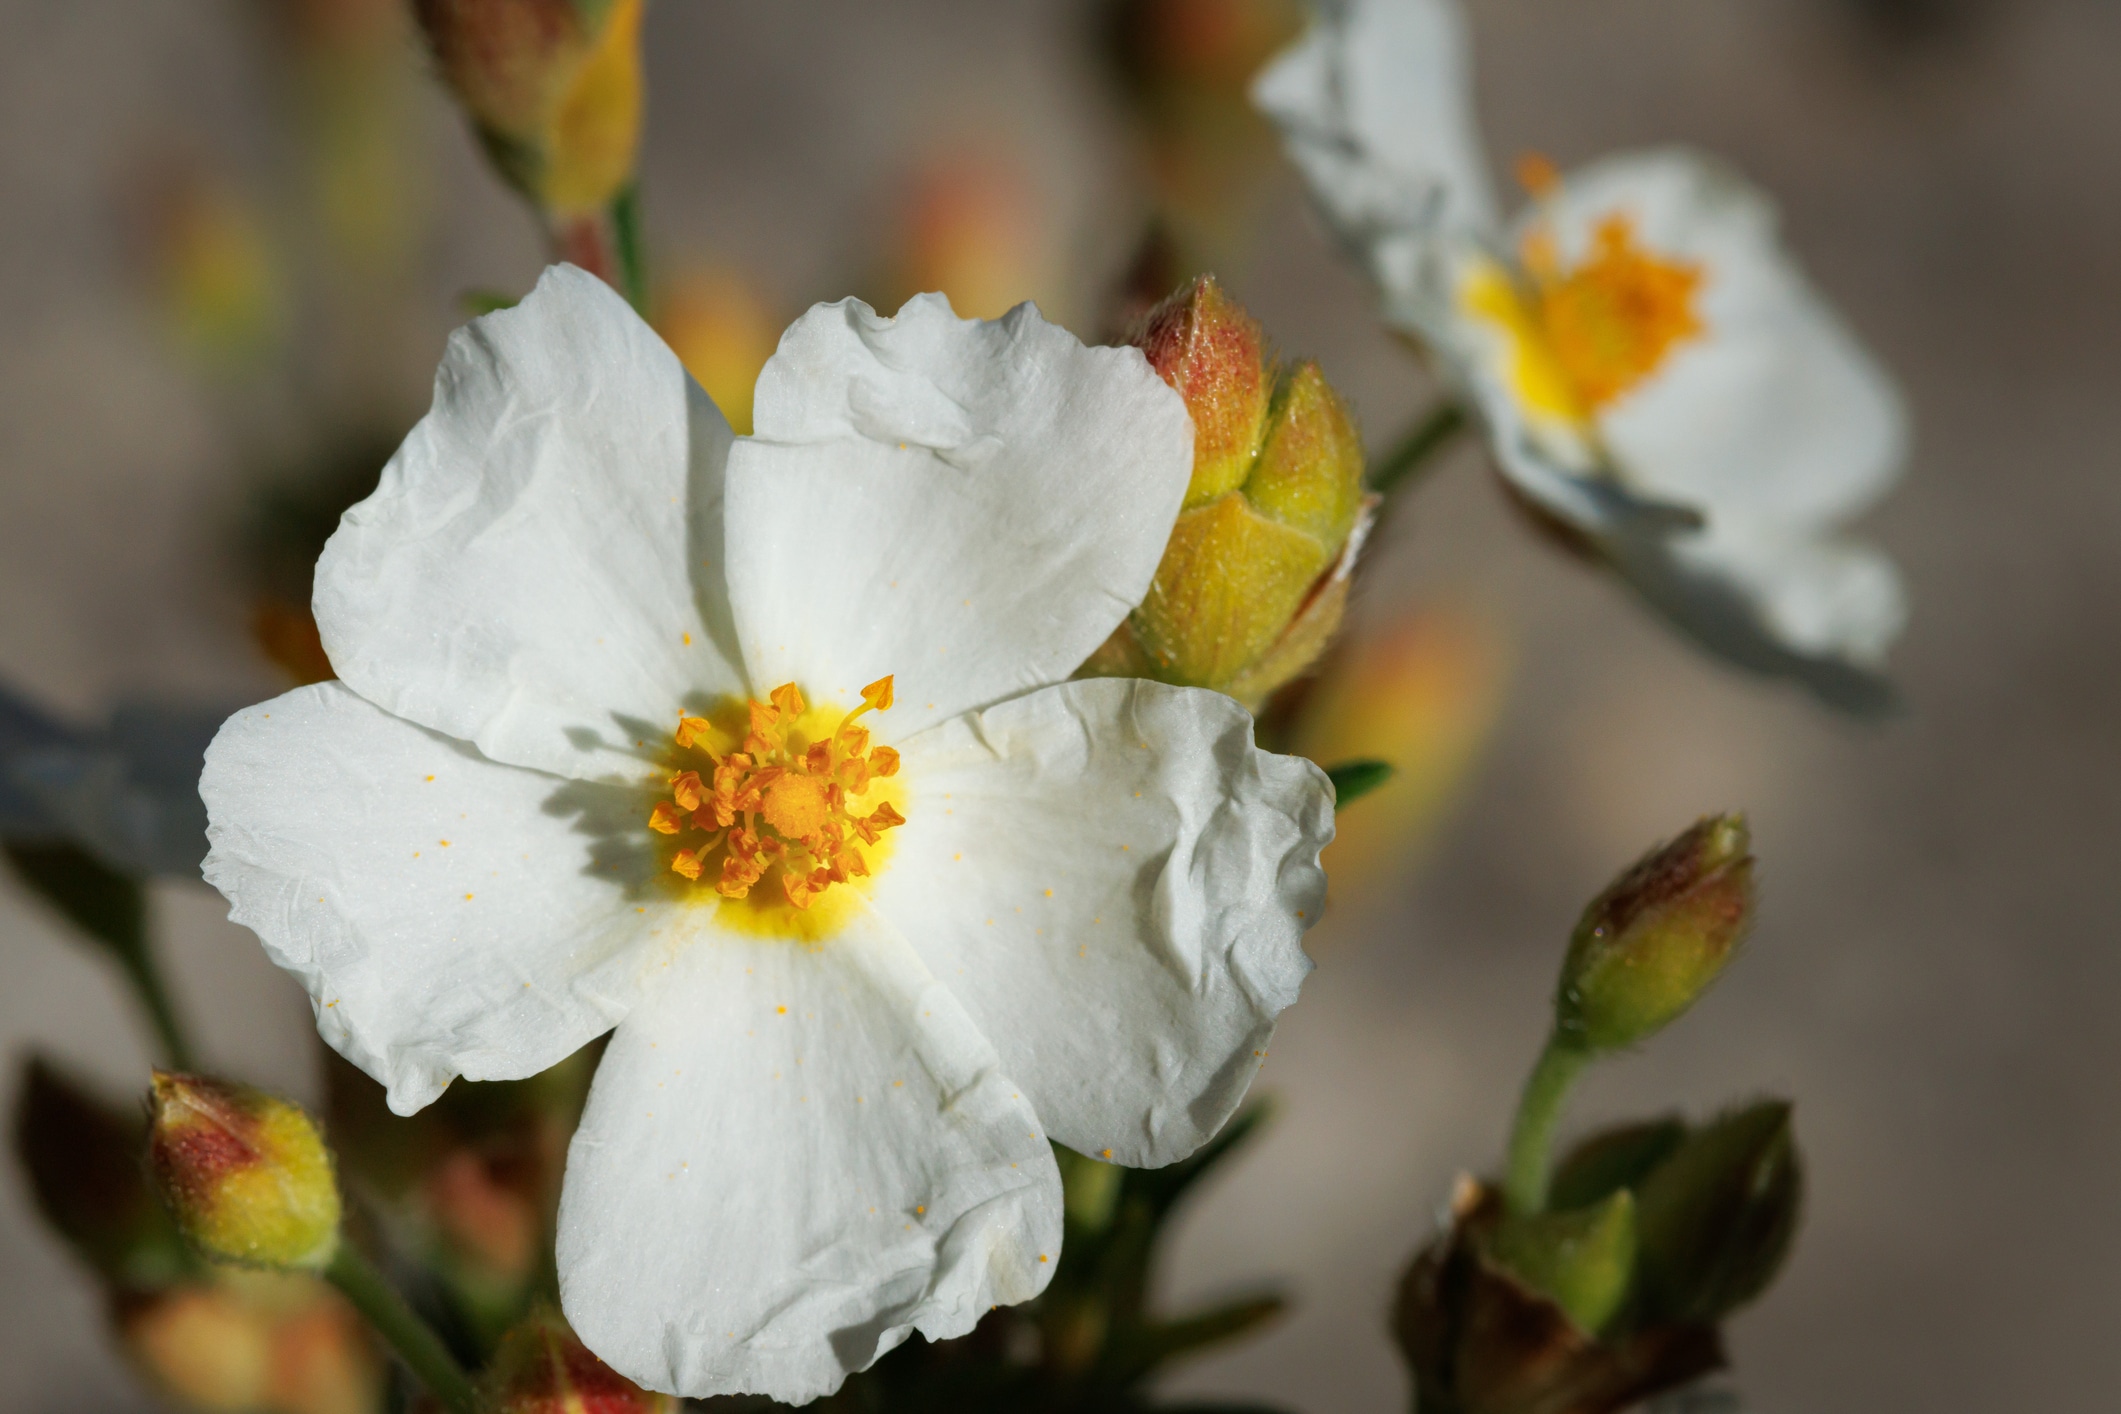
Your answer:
1527,214 -> 1705,411
648,675 -> 904,913
1459,164 -> 1708,428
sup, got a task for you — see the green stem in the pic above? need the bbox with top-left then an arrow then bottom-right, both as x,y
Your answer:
1367,400 -> 1468,497
116,941 -> 196,1072
609,183 -> 650,316
1503,1034 -> 1590,1216
326,1244 -> 478,1414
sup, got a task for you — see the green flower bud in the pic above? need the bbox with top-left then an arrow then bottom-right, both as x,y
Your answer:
484,1308 -> 675,1414
13,1056 -> 189,1290
1082,275 -> 1371,709
148,1072 -> 341,1272
1556,814 -> 1755,1051
412,0 -> 645,216
1634,1100 -> 1803,1326
1546,1117 -> 1686,1214
1486,1189 -> 1637,1336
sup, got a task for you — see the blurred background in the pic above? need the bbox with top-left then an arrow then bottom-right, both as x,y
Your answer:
3,0 -> 2118,1410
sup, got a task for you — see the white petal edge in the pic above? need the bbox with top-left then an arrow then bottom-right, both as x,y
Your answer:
1536,149 -> 1909,529
1605,524 -> 1905,712
1252,0 -> 1497,305
724,294 -> 1193,738
316,264 -> 744,783
557,912 -> 1060,1402
875,678 -> 1330,1167
201,682 -> 668,1113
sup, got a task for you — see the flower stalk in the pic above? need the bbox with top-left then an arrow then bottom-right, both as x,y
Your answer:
325,1242 -> 480,1414
1366,399 -> 1467,497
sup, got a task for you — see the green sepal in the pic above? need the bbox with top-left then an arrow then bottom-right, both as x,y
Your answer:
1486,1189 -> 1637,1336
1634,1100 -> 1802,1325
1548,1117 -> 1687,1213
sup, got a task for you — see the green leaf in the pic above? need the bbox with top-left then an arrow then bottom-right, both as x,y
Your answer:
1549,1117 -> 1688,1212
4,841 -> 144,960
1487,1191 -> 1636,1336
1106,1293 -> 1284,1385
1325,758 -> 1394,806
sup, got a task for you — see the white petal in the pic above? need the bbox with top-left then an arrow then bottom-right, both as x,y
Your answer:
1535,149 -> 1909,529
1605,523 -> 1905,712
724,295 -> 1192,736
316,265 -> 743,783
875,678 -> 1330,1168
200,683 -> 666,1114
1252,0 -> 1497,305
557,913 -> 1059,1402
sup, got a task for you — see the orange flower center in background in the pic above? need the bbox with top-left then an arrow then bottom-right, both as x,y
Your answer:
650,676 -> 904,911
1524,212 -> 1706,412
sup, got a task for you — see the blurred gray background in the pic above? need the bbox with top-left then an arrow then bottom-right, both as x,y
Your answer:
4,0 -> 2118,1410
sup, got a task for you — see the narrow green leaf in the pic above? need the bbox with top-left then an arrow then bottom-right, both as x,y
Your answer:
1325,758 -> 1394,806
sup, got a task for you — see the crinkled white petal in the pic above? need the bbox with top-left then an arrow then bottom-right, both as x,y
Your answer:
725,295 -> 1192,736
1605,523 -> 1905,712
1252,0 -> 1496,304
316,264 -> 743,783
875,678 -> 1329,1168
200,683 -> 666,1114
1531,149 -> 1909,529
557,912 -> 1059,1403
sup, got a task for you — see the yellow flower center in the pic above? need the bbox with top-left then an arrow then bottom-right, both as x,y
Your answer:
1459,166 -> 1707,429
649,675 -> 905,921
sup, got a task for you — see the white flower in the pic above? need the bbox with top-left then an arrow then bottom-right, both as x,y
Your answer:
198,266 -> 1332,1401
1254,0 -> 1909,710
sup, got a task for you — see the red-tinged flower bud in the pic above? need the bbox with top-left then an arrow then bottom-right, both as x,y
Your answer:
484,1309 -> 675,1414
1083,275 -> 1372,708
412,0 -> 644,216
148,1073 -> 341,1272
1557,815 -> 1756,1051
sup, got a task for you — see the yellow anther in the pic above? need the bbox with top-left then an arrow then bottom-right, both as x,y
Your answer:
653,678 -> 904,909
1533,213 -> 1704,408
1515,151 -> 1562,198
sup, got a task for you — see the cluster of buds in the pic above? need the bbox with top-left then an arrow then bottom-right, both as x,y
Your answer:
14,1060 -> 383,1414
1082,275 -> 1373,709
411,0 -> 645,220
1395,816 -> 1799,1414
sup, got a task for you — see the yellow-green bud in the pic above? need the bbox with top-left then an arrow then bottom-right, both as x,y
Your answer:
484,1309 -> 676,1414
1556,815 -> 1755,1051
412,0 -> 645,216
1486,1189 -> 1636,1336
148,1072 -> 342,1272
1082,275 -> 1371,708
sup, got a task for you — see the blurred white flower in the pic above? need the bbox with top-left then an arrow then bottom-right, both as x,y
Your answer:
199,266 -> 1331,1402
0,680 -> 226,877
1254,0 -> 1910,709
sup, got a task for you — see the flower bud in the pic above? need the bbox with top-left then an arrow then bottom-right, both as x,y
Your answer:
1395,1179 -> 1721,1414
1083,275 -> 1371,708
13,1055 -> 189,1290
148,1073 -> 341,1272
411,0 -> 645,216
483,1309 -> 675,1414
119,1272 -> 382,1414
1485,1189 -> 1636,1337
1556,815 -> 1755,1052
1634,1100 -> 1802,1326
